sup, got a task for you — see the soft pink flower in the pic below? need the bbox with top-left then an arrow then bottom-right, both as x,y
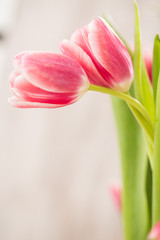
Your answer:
60,17 -> 133,92
9,52 -> 89,108
110,184 -> 122,211
144,50 -> 152,83
148,222 -> 160,240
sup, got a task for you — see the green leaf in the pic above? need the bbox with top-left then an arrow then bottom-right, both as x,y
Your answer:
134,1 -> 142,102
112,96 -> 149,240
153,35 -> 160,103
152,73 -> 160,225
141,60 -> 155,125
134,1 -> 155,124
146,159 -> 152,226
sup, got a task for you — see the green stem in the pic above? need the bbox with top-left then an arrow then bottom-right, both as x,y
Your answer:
112,97 -> 149,240
89,84 -> 154,147
145,157 -> 152,230
152,73 -> 160,225
126,104 -> 153,167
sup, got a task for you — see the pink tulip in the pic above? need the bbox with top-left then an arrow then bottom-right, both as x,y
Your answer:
144,50 -> 152,83
110,184 -> 122,211
148,222 -> 160,240
60,17 -> 133,92
9,52 -> 89,108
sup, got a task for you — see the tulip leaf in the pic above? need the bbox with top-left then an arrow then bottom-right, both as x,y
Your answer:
153,34 -> 160,103
134,1 -> 155,134
112,95 -> 149,240
134,1 -> 142,102
152,72 -> 160,225
141,60 -> 155,124
146,158 -> 152,227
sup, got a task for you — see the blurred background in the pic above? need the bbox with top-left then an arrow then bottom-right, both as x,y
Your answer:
0,0 -> 159,239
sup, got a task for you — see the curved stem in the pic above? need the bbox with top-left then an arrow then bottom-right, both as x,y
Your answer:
89,84 -> 154,148
127,103 -> 153,168
152,73 -> 160,225
127,104 -> 153,143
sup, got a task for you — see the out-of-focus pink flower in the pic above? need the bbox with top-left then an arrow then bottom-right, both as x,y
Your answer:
148,222 -> 160,240
144,50 -> 152,83
9,52 -> 89,108
110,184 -> 122,211
60,17 -> 133,92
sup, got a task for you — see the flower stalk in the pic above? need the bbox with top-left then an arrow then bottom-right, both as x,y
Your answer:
89,84 -> 154,155
152,74 -> 160,226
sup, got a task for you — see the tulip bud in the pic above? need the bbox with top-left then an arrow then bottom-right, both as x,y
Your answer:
9,52 -> 89,108
60,17 -> 133,92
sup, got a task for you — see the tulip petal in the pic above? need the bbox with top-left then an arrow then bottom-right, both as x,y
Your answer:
60,39 -> 109,87
71,25 -> 118,89
9,71 -> 21,88
20,52 -> 88,93
9,96 -> 67,108
144,50 -> 152,83
71,26 -> 91,55
148,222 -> 160,240
110,184 -> 122,211
11,74 -> 79,105
88,17 -> 133,90
14,51 -> 31,72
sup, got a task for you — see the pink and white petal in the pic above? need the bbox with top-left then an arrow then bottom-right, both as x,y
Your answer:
144,50 -> 152,83
60,39 -> 109,87
12,75 -> 80,105
21,52 -> 88,93
71,26 -> 91,55
8,96 -> 69,108
88,18 -> 133,90
12,74 -> 53,95
13,51 -> 31,72
71,25 -> 114,88
9,70 -> 21,88
112,77 -> 133,92
148,222 -> 160,240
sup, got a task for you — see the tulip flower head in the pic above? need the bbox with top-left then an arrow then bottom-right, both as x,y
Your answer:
9,52 -> 89,108
60,17 -> 133,92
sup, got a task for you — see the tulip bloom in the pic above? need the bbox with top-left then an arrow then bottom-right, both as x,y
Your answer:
9,52 -> 89,108
148,222 -> 160,240
60,17 -> 133,92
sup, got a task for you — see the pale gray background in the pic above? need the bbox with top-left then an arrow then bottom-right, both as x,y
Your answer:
0,0 -> 159,239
